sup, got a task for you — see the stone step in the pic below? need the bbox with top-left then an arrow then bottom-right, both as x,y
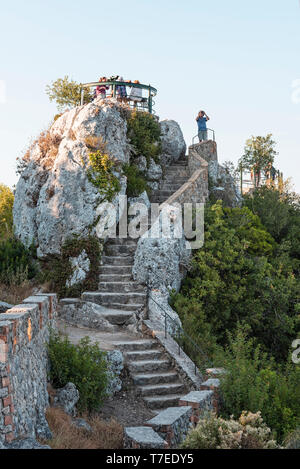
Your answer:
101,302 -> 144,312
160,184 -> 185,191
99,265 -> 133,275
98,281 -> 145,293
105,244 -> 137,256
154,190 -> 175,197
144,394 -> 183,410
99,274 -> 133,282
107,238 -> 137,246
101,311 -> 134,326
132,371 -> 179,386
163,177 -> 188,183
101,256 -> 134,266
112,340 -> 158,351
124,427 -> 167,449
82,291 -> 146,306
125,349 -> 163,361
128,359 -> 170,373
138,382 -> 186,397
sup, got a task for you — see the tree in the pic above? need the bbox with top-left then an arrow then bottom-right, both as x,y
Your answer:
0,184 -> 14,240
239,135 -> 277,188
46,76 -> 93,111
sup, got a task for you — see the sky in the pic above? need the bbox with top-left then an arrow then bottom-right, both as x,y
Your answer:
0,0 -> 299,192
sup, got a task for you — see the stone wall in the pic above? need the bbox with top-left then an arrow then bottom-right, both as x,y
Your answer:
0,294 -> 57,444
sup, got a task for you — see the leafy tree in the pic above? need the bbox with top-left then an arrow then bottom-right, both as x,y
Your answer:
172,201 -> 299,361
239,134 -> 277,188
46,76 -> 93,111
0,184 -> 14,240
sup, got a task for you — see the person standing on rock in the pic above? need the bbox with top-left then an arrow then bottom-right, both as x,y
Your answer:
196,110 -> 210,142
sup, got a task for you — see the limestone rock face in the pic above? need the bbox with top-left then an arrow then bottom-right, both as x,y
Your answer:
13,99 -> 129,257
66,249 -> 91,288
160,120 -> 186,166
133,205 -> 191,292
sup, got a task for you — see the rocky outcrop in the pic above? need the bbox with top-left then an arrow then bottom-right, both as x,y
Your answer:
133,206 -> 191,292
160,120 -> 186,167
13,98 -> 129,257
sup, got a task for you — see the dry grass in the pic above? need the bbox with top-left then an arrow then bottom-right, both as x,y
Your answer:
45,407 -> 124,450
84,135 -> 107,152
17,129 -> 62,174
0,280 -> 35,306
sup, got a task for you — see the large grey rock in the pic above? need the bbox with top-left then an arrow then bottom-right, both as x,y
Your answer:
13,100 -> 129,257
146,158 -> 163,182
148,289 -> 182,335
66,249 -> 90,288
105,350 -> 124,396
54,382 -> 79,417
0,301 -> 13,314
133,205 -> 191,292
160,120 -> 186,166
58,300 -> 118,332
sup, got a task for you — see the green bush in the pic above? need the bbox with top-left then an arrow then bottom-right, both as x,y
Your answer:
0,237 -> 37,285
181,411 -> 278,449
0,184 -> 14,240
218,328 -> 300,442
40,235 -> 102,298
122,163 -> 151,197
48,331 -> 108,412
87,150 -> 121,202
127,111 -> 161,165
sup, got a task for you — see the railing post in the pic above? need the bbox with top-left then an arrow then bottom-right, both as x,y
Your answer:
148,85 -> 152,114
165,312 -> 167,339
80,87 -> 84,106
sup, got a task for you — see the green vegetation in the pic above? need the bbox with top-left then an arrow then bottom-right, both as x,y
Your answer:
0,237 -> 37,285
126,110 -> 161,165
46,76 -> 93,111
0,184 -> 14,240
122,163 -> 150,197
238,134 -> 277,187
217,328 -> 300,442
40,235 -> 102,298
48,331 -> 108,412
87,150 -> 121,201
181,411 -> 278,449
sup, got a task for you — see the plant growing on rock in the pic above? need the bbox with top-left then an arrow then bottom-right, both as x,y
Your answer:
122,163 -> 150,197
46,76 -> 93,111
48,332 -> 109,412
126,110 -> 161,165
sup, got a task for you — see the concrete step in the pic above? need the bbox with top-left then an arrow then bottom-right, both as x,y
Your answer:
99,274 -> 133,282
101,311 -> 134,325
99,265 -> 133,275
101,302 -> 144,312
132,371 -> 179,386
125,349 -> 163,361
98,281 -> 146,293
144,394 -> 183,410
112,340 -> 158,351
124,426 -> 167,449
128,359 -> 170,373
101,256 -> 134,266
105,244 -> 137,256
82,291 -> 146,306
138,383 -> 186,397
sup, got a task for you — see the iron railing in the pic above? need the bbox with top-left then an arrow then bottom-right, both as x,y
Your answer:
80,81 -> 158,114
148,290 -> 212,375
192,128 -> 215,145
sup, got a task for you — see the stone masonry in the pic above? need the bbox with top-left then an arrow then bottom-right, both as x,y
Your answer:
0,294 -> 57,445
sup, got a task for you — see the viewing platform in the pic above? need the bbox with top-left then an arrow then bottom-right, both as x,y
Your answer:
80,81 -> 158,114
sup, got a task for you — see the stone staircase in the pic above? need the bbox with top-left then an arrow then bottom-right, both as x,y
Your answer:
151,158 -> 189,204
113,338 -> 189,412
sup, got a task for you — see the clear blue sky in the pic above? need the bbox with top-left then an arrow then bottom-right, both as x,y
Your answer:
1,0 -> 299,192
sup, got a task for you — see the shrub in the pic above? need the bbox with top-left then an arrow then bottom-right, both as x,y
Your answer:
218,328 -> 300,442
48,332 -> 109,412
0,237 -> 37,285
0,184 -> 14,240
181,411 -> 278,449
284,428 -> 300,449
87,150 -> 121,202
122,163 -> 150,197
46,76 -> 93,111
40,235 -> 102,298
127,111 -> 161,165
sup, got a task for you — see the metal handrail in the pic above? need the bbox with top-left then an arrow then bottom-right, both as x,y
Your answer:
192,128 -> 215,145
80,81 -> 157,114
148,290 -> 212,375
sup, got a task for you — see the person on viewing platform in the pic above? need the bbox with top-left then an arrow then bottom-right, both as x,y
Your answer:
196,110 -> 210,142
95,77 -> 109,99
129,80 -> 143,107
116,76 -> 127,102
